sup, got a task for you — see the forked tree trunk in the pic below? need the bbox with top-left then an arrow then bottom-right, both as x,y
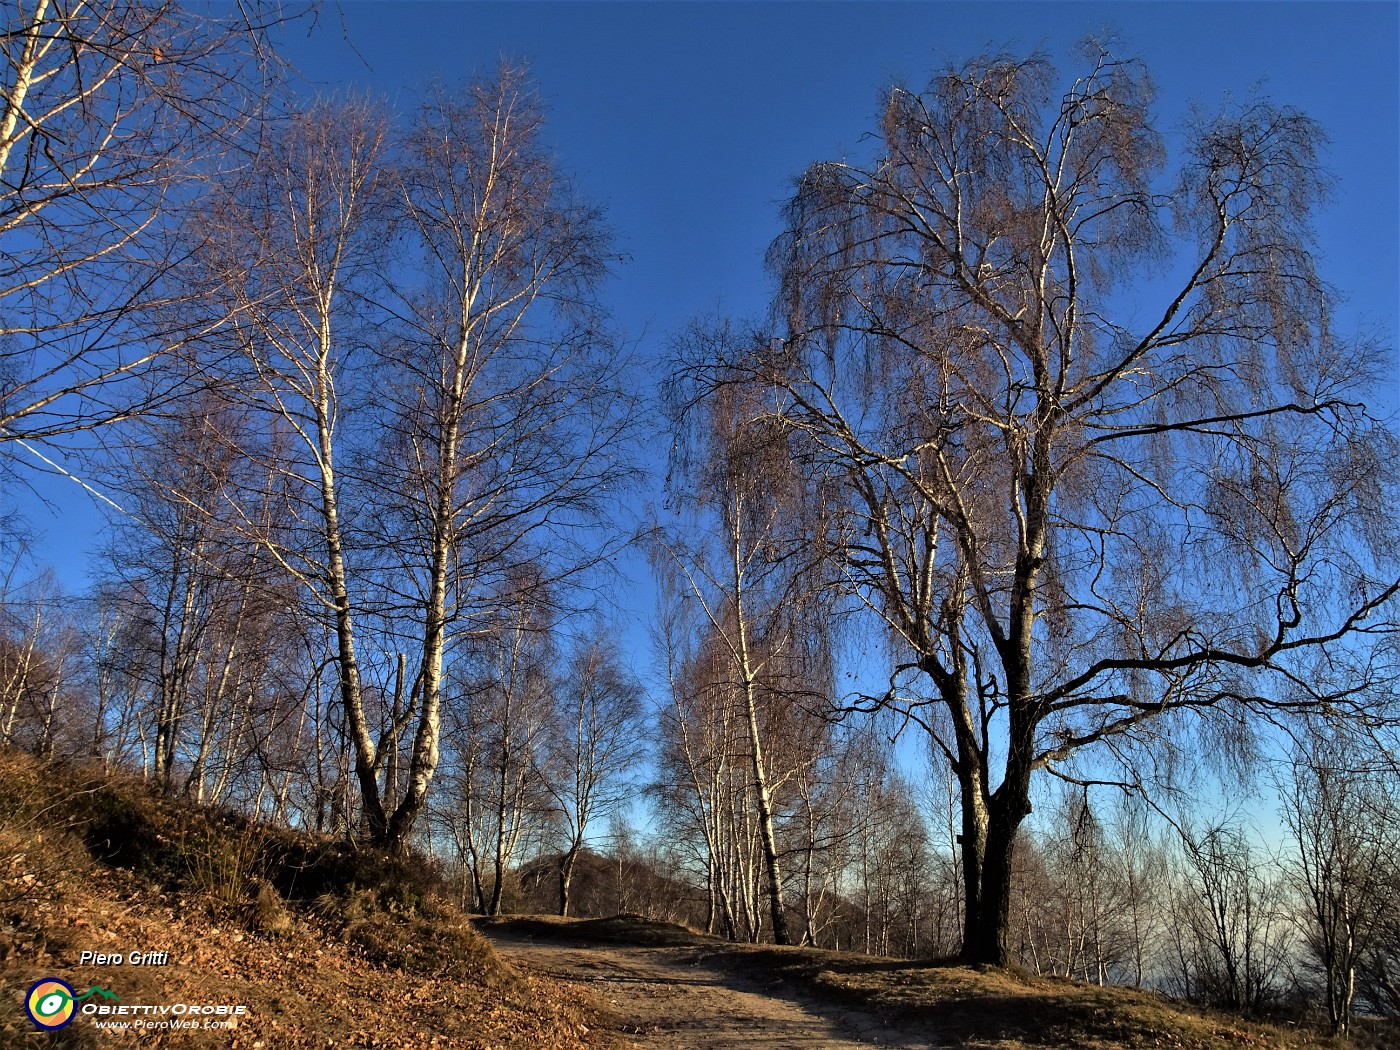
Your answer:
956,731 -> 1036,965
961,802 -> 1027,965
323,435 -> 387,845
741,680 -> 792,945
558,842 -> 581,916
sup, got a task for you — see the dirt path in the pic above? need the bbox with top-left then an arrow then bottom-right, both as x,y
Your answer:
478,928 -> 931,1050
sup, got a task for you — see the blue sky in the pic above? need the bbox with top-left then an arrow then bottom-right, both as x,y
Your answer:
15,1 -> 1400,612
278,2 -> 1398,354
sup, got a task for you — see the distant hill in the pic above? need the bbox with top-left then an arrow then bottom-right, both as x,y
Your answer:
514,846 -> 709,928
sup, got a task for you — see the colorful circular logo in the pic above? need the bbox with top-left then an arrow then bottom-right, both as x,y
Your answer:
25,978 -> 76,1029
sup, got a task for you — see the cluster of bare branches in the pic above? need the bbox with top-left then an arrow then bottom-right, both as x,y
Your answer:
173,67 -> 636,853
675,41 -> 1399,966
0,0 -> 279,452
2,2 -> 637,860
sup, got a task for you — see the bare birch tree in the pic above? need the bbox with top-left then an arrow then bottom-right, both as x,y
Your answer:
0,569 -> 79,758
689,43 -> 1400,964
198,95 -> 396,838
0,569 -> 58,746
545,634 -> 645,916
200,66 -> 629,854
96,393 -> 294,796
662,333 -> 838,945
1166,822 -> 1291,1013
372,66 -> 629,853
652,572 -> 747,939
1280,723 -> 1400,1033
444,584 -> 557,914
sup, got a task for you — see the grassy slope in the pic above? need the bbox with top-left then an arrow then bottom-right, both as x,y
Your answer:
0,750 -> 599,1048
3,749 -> 1391,1050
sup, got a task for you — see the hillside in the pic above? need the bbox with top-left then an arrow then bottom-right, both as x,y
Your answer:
0,750 -> 597,1048
2,748 -> 1392,1049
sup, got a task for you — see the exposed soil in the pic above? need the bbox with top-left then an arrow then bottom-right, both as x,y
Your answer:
476,919 -> 935,1049
475,915 -> 1388,1050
